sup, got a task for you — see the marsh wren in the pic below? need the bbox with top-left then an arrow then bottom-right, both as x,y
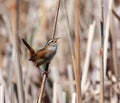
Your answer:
22,38 -> 59,68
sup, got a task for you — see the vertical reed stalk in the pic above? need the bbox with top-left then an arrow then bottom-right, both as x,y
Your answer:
52,0 -> 61,39
99,0 -> 104,103
37,63 -> 49,103
104,0 -> 113,78
110,9 -> 118,76
10,0 -> 25,103
0,85 -> 4,103
74,0 -> 82,102
81,21 -> 96,93
37,0 -> 61,102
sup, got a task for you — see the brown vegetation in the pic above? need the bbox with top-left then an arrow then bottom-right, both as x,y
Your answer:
0,0 -> 120,103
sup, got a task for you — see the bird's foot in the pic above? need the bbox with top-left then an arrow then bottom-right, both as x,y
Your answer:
36,65 -> 49,77
42,71 -> 49,77
39,68 -> 48,76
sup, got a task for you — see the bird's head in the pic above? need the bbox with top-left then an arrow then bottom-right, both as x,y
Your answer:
46,38 -> 61,50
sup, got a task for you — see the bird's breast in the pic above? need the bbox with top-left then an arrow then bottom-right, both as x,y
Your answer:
47,45 -> 57,51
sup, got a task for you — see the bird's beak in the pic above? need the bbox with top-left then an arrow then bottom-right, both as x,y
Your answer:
54,37 -> 63,43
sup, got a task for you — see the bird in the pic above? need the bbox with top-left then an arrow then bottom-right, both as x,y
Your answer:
22,38 -> 59,68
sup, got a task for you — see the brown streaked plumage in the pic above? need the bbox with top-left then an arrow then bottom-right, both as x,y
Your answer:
22,38 -> 59,68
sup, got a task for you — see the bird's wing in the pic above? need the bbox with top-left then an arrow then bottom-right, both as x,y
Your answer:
37,49 -> 49,58
29,49 -> 48,61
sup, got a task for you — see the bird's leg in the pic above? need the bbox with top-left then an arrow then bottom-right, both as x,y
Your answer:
36,62 -> 50,76
42,62 -> 50,76
45,62 -> 50,71
36,65 -> 47,76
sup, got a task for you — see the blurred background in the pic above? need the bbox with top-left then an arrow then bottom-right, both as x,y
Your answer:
0,0 -> 120,103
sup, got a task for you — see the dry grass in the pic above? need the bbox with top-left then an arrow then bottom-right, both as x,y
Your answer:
73,0 -> 82,102
0,0 -> 120,103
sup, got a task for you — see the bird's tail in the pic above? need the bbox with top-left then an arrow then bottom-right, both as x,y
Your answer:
22,39 -> 35,56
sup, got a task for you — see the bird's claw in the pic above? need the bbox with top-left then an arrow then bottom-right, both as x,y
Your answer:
42,71 -> 49,77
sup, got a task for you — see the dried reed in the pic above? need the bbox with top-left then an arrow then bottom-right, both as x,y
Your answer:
81,21 -> 96,93
112,9 -> 120,22
10,0 -> 25,103
99,0 -> 105,103
73,0 -> 82,102
37,0 -> 61,102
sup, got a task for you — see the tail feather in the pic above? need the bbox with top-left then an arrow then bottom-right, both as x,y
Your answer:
22,39 -> 35,56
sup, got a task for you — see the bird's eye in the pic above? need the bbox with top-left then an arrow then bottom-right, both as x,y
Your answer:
51,40 -> 54,42
50,40 -> 54,43
47,40 -> 53,45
